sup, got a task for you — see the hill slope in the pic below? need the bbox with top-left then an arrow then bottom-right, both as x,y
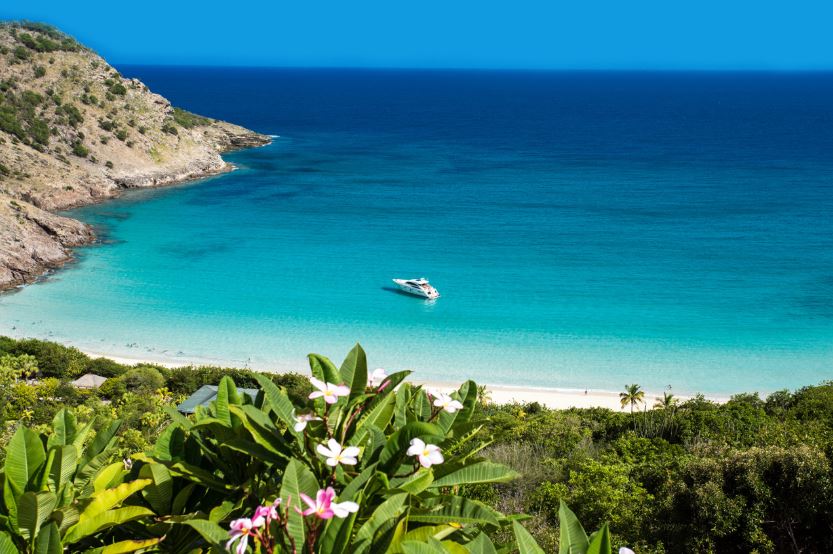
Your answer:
0,21 -> 269,289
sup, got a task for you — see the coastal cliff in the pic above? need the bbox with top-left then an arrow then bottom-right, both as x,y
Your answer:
0,21 -> 269,290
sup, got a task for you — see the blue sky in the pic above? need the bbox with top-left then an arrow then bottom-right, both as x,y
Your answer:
3,0 -> 833,69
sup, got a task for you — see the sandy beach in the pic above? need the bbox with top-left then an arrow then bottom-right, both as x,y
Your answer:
77,348 -> 727,410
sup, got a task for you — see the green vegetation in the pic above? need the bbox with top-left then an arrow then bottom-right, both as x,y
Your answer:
473,386 -> 833,552
0,336 -> 831,552
108,81 -> 127,96
71,140 -> 89,157
1,21 -> 82,53
172,107 -> 211,128
0,87 -> 51,148
0,341 -> 564,553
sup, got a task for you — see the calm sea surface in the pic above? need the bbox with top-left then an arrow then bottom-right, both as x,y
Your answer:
2,69 -> 832,394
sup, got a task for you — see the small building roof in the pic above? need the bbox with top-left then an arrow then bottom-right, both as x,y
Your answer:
176,384 -> 259,414
71,373 -> 108,389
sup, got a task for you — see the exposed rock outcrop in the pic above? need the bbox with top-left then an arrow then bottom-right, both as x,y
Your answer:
0,22 -> 270,290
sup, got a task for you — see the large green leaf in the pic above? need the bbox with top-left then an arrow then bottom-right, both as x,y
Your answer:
252,373 -> 299,432
393,468 -> 434,494
33,521 -> 61,554
152,424 -> 187,461
140,463 -> 173,515
379,422 -> 444,470
401,538 -> 447,554
77,479 -> 152,521
401,524 -> 458,544
63,506 -> 154,544
430,461 -> 519,488
47,445 -> 78,495
513,521 -> 545,554
79,420 -> 121,470
70,418 -> 96,454
93,463 -> 125,493
585,524 -> 612,554
5,427 -> 46,497
280,458 -> 319,551
75,452 -> 117,496
353,492 -> 409,554
339,343 -> 368,399
463,532 -> 498,554
558,501 -> 589,554
410,496 -> 499,527
179,518 -> 228,546
17,491 -> 56,541
309,353 -> 341,385
353,393 -> 396,447
230,404 -> 292,460
0,532 -> 17,554
47,409 -> 77,449
213,376 -> 240,427
88,537 -> 163,553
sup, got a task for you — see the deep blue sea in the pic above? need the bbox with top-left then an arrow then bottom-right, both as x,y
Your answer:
2,69 -> 832,394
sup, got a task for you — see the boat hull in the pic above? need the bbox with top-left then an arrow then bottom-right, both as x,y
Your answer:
392,278 -> 440,299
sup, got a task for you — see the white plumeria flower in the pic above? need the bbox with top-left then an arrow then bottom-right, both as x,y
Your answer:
368,368 -> 388,387
433,393 -> 464,413
293,412 -> 322,432
308,377 -> 350,404
619,549 -> 636,554
331,499 -> 360,518
407,438 -> 444,468
317,438 -> 360,466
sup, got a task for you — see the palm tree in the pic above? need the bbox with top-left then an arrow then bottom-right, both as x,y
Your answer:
619,384 -> 645,415
476,384 -> 492,407
654,391 -> 678,410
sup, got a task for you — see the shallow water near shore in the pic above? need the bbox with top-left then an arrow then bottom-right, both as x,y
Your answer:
2,69 -> 832,394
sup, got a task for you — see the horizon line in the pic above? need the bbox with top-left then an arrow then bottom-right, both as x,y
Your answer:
113,63 -> 833,73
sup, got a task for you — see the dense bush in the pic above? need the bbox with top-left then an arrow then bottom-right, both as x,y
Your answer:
472,386 -> 833,552
109,81 -> 127,96
1,338 -> 88,377
172,107 -> 211,128
1,335 -> 831,551
0,346 -> 567,553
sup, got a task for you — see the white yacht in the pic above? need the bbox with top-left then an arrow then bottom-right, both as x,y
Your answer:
392,277 -> 440,299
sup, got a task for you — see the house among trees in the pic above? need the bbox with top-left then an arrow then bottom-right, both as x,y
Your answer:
70,373 -> 108,389
176,384 -> 259,414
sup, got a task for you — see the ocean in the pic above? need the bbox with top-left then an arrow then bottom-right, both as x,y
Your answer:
2,68 -> 832,394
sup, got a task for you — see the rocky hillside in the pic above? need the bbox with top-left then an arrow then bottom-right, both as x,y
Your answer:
0,21 -> 269,290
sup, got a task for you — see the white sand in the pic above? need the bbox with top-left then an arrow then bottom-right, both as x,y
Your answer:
79,349 -> 727,410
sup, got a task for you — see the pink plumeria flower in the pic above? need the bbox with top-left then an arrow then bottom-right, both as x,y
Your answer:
368,368 -> 388,387
293,412 -> 322,432
253,498 -> 281,523
317,438 -> 360,466
308,377 -> 350,404
226,517 -> 261,554
300,487 -> 358,520
300,487 -> 336,519
433,393 -> 464,413
407,438 -> 444,468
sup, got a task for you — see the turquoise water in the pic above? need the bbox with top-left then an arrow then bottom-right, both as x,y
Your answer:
2,69 -> 832,394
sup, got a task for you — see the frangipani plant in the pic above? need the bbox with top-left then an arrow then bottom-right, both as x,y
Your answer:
0,409 -> 162,553
139,344 -> 543,552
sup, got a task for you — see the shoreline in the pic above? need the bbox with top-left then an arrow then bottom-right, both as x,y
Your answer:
74,347 -> 728,410
0,141 -> 270,293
